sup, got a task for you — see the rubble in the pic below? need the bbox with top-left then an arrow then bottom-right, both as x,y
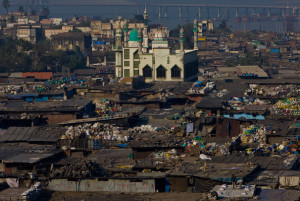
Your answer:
51,160 -> 106,178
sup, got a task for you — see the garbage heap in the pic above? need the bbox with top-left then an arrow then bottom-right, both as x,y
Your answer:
32,84 -> 48,93
51,160 -> 106,178
272,98 -> 300,115
186,136 -> 230,157
228,96 -> 268,109
247,84 -> 300,98
0,85 -> 23,94
240,124 -> 271,144
94,99 -> 122,118
63,123 -> 129,142
46,76 -> 88,88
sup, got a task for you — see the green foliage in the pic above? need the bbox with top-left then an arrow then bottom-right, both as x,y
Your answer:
2,0 -> 10,14
77,21 -> 91,27
170,23 -> 194,49
225,52 -> 269,67
17,6 -> 24,13
41,7 -> 49,17
0,37 -> 86,72
8,15 -> 15,23
72,28 -> 83,33
214,21 -> 232,34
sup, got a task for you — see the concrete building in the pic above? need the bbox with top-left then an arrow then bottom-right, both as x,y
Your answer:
198,20 -> 214,37
17,25 -> 42,44
51,32 -> 92,55
44,25 -> 74,39
113,8 -> 198,82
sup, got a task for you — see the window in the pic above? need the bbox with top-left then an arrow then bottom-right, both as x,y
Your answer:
134,51 -> 139,59
157,65 -> 166,78
167,56 -> 170,64
134,70 -> 139,76
124,61 -> 130,66
134,61 -> 139,69
143,65 -> 152,78
171,65 -> 181,78
124,69 -> 130,77
124,49 -> 130,59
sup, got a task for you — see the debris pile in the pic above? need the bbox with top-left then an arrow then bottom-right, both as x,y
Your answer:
240,125 -> 271,144
229,96 -> 268,108
64,123 -> 129,142
46,76 -> 88,88
52,161 -> 106,178
272,98 -> 300,115
94,99 -> 122,117
247,84 -> 300,98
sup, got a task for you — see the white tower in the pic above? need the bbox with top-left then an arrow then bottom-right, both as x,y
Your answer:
142,6 -> 149,53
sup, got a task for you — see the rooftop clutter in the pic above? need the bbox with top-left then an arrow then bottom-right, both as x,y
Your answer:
246,84 -> 300,98
46,76 -> 88,88
240,124 -> 271,144
94,99 -> 122,118
272,98 -> 300,115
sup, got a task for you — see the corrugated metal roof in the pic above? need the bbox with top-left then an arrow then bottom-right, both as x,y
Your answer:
0,127 -> 37,142
4,153 -> 56,164
29,127 -> 65,142
0,127 -> 64,143
210,155 -> 299,170
22,72 -> 53,80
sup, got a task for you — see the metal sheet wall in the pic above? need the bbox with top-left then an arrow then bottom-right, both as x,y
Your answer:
49,179 -> 156,193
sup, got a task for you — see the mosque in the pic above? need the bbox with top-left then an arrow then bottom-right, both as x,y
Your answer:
113,8 -> 199,82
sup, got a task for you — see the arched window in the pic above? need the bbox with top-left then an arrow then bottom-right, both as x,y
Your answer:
143,65 -> 152,78
156,65 -> 166,78
171,65 -> 181,78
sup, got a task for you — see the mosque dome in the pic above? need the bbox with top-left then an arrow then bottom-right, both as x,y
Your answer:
129,28 -> 139,41
154,29 -> 167,41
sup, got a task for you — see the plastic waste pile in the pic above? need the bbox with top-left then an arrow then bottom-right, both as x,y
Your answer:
63,123 -> 129,142
247,84 -> 300,98
240,124 -> 271,144
229,96 -> 267,108
130,125 -> 159,133
153,149 -> 178,160
94,99 -> 122,118
246,142 -> 299,156
185,136 -> 230,156
0,85 -> 23,94
272,98 -> 300,115
32,84 -> 47,93
46,76 -> 88,88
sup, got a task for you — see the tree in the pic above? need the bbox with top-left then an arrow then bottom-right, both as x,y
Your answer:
8,15 -> 15,23
41,7 -> 49,17
215,21 -> 231,34
17,6 -> 24,13
170,23 -> 194,49
2,0 -> 10,14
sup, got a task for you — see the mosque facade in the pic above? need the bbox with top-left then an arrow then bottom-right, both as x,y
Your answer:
113,8 -> 199,82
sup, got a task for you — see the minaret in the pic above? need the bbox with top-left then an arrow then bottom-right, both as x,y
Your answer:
123,19 -> 129,48
115,16 -> 123,49
114,16 -> 123,78
138,28 -> 143,54
180,27 -> 184,53
142,6 -> 149,53
193,19 -> 198,50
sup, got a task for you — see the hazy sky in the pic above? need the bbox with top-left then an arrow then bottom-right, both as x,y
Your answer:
10,0 -> 296,6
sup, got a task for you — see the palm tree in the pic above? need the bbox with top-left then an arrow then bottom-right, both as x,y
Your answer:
17,6 -> 24,13
2,0 -> 10,14
41,7 -> 49,17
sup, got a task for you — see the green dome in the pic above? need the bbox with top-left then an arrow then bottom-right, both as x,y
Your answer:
129,28 -> 138,41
